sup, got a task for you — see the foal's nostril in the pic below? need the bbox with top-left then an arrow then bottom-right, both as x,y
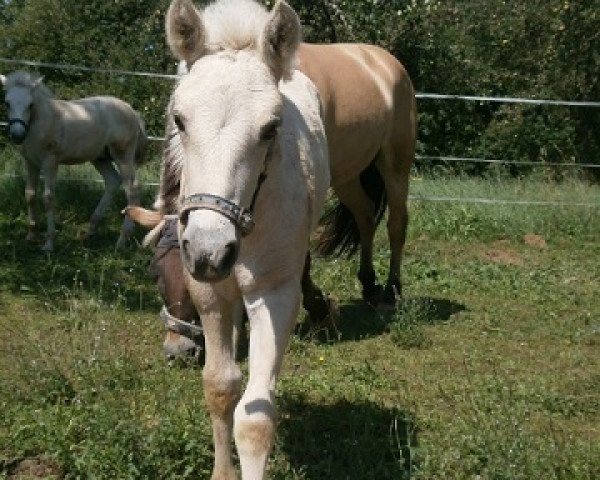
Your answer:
214,241 -> 238,274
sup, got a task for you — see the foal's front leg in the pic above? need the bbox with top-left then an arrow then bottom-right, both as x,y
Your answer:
40,159 -> 58,251
24,161 -> 40,242
197,289 -> 244,480
235,279 -> 301,479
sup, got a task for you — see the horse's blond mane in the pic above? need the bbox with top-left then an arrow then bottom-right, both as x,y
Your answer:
201,0 -> 270,53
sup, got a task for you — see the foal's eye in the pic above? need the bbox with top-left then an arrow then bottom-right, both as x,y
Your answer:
173,114 -> 185,133
260,118 -> 280,142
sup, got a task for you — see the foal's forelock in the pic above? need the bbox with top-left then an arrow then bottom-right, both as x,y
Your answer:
4,71 -> 51,99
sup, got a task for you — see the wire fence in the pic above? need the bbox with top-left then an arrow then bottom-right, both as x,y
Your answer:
1,172 -> 597,208
1,57 -> 599,207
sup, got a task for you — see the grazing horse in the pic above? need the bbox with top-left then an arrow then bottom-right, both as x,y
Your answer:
164,1 -> 330,478
0,71 -> 147,251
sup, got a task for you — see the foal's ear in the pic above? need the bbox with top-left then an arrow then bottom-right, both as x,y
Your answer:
260,0 -> 301,81
0,74 -> 5,87
166,0 -> 205,66
32,76 -> 44,88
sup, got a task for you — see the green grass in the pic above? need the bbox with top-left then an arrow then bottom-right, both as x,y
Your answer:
0,152 -> 599,479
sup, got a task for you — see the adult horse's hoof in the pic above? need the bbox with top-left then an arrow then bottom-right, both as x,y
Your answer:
381,283 -> 401,309
363,283 -> 385,307
304,291 -> 339,329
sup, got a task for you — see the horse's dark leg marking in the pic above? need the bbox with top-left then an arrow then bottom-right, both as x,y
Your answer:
333,180 -> 383,306
301,252 -> 334,326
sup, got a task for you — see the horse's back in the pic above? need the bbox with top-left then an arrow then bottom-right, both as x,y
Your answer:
296,42 -> 416,183
55,96 -> 143,161
72,96 -> 140,133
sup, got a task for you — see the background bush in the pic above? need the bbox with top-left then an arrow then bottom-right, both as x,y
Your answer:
0,0 -> 598,174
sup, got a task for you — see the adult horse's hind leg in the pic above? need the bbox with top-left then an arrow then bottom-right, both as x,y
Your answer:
301,252 -> 337,328
377,140 -> 414,305
89,157 -> 122,238
111,146 -> 140,250
333,180 -> 382,305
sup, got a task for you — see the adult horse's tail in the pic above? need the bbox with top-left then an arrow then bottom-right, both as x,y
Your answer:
316,160 -> 387,257
134,111 -> 149,166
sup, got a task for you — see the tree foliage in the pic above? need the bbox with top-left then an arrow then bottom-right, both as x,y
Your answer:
0,0 -> 598,172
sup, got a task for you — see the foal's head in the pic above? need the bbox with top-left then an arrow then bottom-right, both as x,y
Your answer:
1,71 -> 45,144
165,0 -> 301,282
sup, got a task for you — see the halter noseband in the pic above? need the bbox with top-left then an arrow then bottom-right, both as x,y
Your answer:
179,193 -> 257,236
160,305 -> 203,343
178,147 -> 271,237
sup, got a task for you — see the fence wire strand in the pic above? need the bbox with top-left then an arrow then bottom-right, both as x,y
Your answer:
1,58 -> 599,208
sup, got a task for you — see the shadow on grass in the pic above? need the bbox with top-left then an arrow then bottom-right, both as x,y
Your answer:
298,296 -> 466,343
0,177 -> 161,312
278,394 -> 417,479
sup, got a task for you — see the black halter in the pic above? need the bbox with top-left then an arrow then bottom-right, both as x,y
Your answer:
178,146 -> 272,237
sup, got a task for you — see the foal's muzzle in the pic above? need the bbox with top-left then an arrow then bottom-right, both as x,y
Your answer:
179,208 -> 240,283
7,118 -> 29,144
180,234 -> 239,282
178,193 -> 256,282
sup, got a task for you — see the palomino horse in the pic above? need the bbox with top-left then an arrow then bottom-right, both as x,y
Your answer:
164,1 -> 329,478
298,42 -> 416,305
0,71 -> 147,251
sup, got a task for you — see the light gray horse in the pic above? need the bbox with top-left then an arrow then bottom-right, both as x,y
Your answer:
1,71 -> 147,251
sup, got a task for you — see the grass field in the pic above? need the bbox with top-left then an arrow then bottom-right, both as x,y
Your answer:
0,150 -> 599,479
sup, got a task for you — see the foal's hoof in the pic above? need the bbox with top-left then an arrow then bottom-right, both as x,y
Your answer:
41,240 -> 54,252
115,236 -> 129,251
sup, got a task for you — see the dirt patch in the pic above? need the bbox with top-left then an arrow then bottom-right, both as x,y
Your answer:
8,457 -> 62,480
524,233 -> 547,249
482,241 -> 524,266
